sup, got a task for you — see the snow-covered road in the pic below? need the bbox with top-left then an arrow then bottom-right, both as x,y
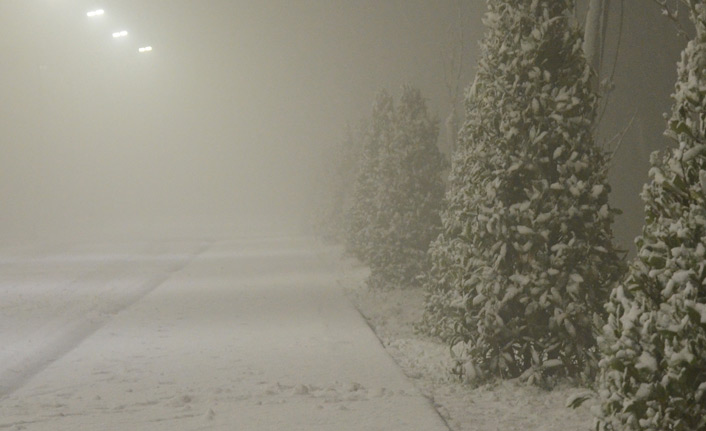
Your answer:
0,236 -> 449,430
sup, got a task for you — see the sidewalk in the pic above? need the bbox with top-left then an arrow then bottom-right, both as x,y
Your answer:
0,240 -> 208,399
0,236 -> 449,430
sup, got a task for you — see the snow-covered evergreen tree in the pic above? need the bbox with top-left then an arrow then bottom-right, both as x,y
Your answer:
316,123 -> 365,242
346,91 -> 395,262
596,2 -> 706,429
422,0 -> 623,383
367,85 -> 445,288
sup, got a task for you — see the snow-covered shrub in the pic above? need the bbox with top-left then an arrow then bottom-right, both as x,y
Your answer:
315,123 -> 365,242
347,87 -> 445,289
422,0 -> 623,383
366,85 -> 445,289
596,3 -> 706,429
346,91 -> 395,263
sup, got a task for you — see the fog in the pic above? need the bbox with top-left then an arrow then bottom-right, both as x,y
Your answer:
0,3 -> 700,429
0,0 -> 484,243
0,0 -> 689,249
594,2 -> 686,253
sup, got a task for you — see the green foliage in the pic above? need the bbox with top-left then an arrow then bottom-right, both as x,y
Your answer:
346,90 -> 395,262
421,0 -> 623,384
596,3 -> 706,429
346,86 -> 445,289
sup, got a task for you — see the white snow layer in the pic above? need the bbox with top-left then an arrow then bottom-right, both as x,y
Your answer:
340,255 -> 596,431
0,237 -> 448,430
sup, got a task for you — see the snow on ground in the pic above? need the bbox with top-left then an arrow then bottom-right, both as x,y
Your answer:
337,253 -> 597,431
0,236 -> 448,430
0,239 -> 208,397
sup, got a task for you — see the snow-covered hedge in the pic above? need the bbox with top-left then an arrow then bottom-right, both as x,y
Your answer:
422,0 -> 623,384
596,2 -> 706,429
367,86 -> 446,289
347,87 -> 445,289
346,91 -> 395,263
315,123 -> 365,242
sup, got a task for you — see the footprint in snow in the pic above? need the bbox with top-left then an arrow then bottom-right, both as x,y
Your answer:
293,384 -> 309,395
169,394 -> 194,407
371,387 -> 391,398
346,382 -> 363,392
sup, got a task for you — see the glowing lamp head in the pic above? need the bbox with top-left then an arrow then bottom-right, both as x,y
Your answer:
138,46 -> 153,53
87,9 -> 105,17
112,30 -> 128,38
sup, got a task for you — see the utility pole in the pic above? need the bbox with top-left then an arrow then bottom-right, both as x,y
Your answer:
583,0 -> 610,86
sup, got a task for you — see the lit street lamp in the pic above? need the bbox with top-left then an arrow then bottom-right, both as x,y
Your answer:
85,7 -> 157,55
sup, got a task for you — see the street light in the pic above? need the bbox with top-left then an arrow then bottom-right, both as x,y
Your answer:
112,30 -> 128,38
138,46 -> 153,53
86,9 -> 105,17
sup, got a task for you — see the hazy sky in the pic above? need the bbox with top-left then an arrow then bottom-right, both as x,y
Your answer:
0,0 -> 690,249
0,0 -> 485,242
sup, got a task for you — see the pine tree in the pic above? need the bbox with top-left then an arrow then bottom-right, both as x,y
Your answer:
422,0 -> 623,383
597,3 -> 706,429
367,85 -> 445,288
346,90 -> 395,262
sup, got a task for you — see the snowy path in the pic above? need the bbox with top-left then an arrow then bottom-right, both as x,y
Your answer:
0,236 -> 448,430
0,240 -> 209,398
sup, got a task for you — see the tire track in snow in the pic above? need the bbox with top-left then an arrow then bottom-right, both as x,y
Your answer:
0,241 -> 211,400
